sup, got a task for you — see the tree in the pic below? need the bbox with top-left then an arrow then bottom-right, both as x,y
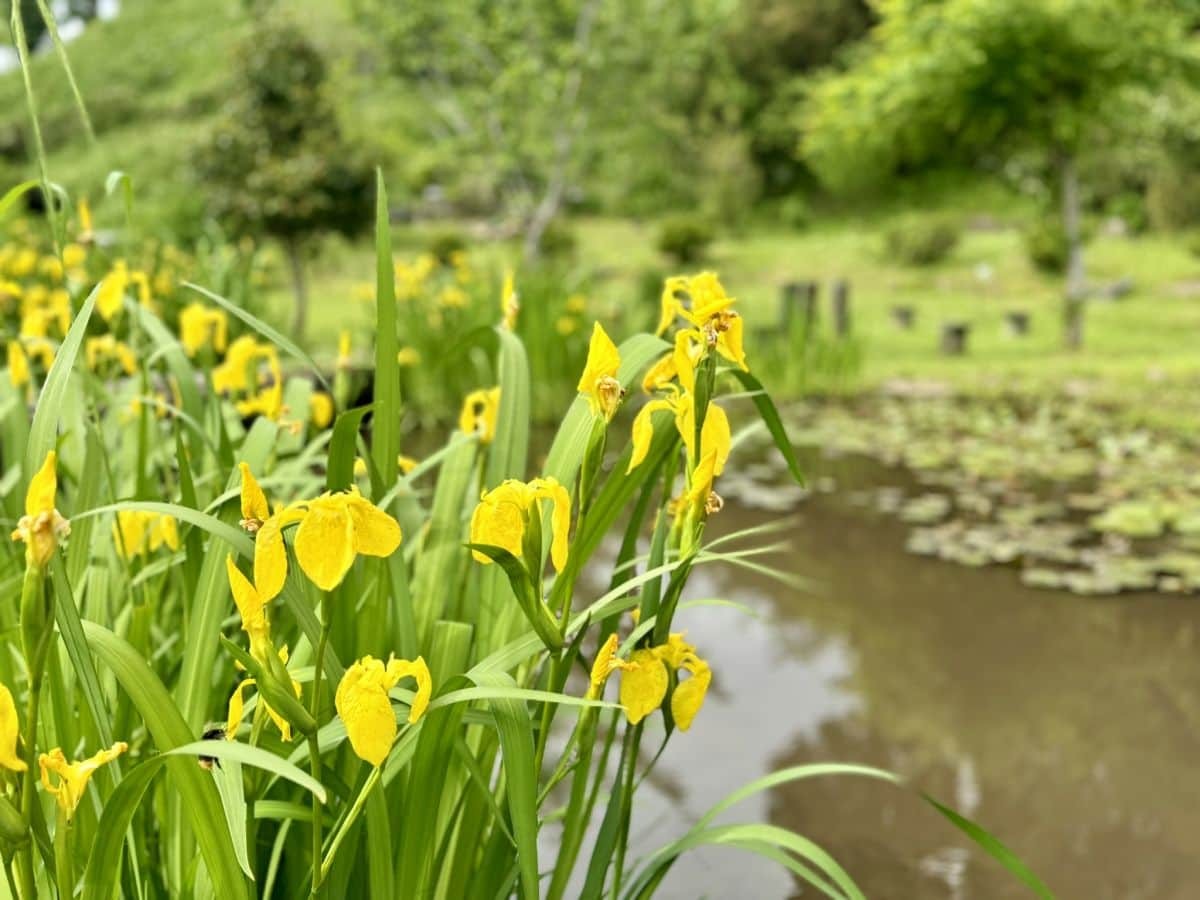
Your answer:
352,0 -> 741,255
802,0 -> 1194,349
191,20 -> 371,341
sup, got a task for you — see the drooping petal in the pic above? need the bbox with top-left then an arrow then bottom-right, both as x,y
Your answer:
387,656 -> 432,723
293,496 -> 356,591
469,482 -> 528,564
673,331 -> 698,396
226,555 -> 270,656
345,490 -> 402,558
619,649 -> 669,725
715,312 -> 747,371
225,678 -> 255,739
531,477 -> 572,573
0,683 -> 26,772
335,657 -> 398,767
627,399 -> 671,473
671,658 -> 711,731
253,516 -> 289,602
641,352 -> 677,394
656,276 -> 688,335
700,403 -> 731,477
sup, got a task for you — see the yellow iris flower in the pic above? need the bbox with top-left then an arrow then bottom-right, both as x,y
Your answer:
292,488 -> 403,591
309,392 -> 334,429
12,451 -> 70,569
470,477 -> 571,573
85,335 -> 137,376
7,340 -> 29,389
39,742 -> 128,820
112,510 -> 180,559
576,322 -> 623,421
0,683 -> 26,772
653,272 -> 748,377
97,261 -> 130,321
226,645 -> 301,742
336,655 -> 432,766
628,393 -> 730,475
618,633 -> 711,730
179,303 -> 229,357
459,387 -> 501,444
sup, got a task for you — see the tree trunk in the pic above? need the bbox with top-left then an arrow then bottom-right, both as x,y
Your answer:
1060,154 -> 1086,351
285,237 -> 309,344
521,0 -> 601,260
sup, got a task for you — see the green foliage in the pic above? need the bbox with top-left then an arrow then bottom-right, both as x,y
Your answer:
656,216 -> 714,265
1146,163 -> 1200,231
1025,215 -> 1070,274
803,0 -> 1191,190
189,20 -> 371,246
424,227 -> 468,265
885,217 -> 959,267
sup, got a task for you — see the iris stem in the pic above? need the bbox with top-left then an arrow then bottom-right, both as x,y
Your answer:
308,594 -> 332,898
52,808 -> 72,898
320,765 -> 380,882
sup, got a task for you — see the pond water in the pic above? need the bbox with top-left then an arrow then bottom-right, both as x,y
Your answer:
619,452 -> 1200,899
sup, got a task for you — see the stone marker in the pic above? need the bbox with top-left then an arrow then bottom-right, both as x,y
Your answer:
891,305 -> 915,330
1005,310 -> 1030,337
832,280 -> 851,338
940,322 -> 970,355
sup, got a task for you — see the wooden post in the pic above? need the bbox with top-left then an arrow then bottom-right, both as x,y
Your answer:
1005,310 -> 1030,337
780,280 -> 819,336
832,280 -> 851,338
940,322 -> 970,355
891,305 -> 915,330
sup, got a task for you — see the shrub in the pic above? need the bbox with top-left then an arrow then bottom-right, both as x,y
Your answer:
1146,163 -> 1200,231
424,228 -> 468,265
533,218 -> 577,259
657,216 -> 714,264
1025,215 -> 1069,274
885,218 -> 960,266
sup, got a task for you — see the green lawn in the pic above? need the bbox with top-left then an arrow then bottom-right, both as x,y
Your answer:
285,214 -> 1200,407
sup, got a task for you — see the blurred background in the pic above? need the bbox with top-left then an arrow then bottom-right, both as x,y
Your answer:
5,0 -> 1200,896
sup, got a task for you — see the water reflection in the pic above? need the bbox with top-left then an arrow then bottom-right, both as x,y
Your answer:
620,457 -> 1200,898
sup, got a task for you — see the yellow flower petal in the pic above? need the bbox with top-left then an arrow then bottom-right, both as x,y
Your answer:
345,490 -> 402,558
577,322 -> 622,420
469,481 -> 528,564
671,656 -> 711,731
0,683 -> 26,772
227,555 -> 270,655
388,656 -> 432,723
26,450 -> 57,518
225,678 -> 254,739
293,496 -> 356,591
587,634 -> 629,699
530,477 -> 571,573
627,400 -> 671,473
238,463 -> 270,526
619,649 -> 669,725
335,656 -> 398,766
254,516 -> 290,601
641,352 -> 677,394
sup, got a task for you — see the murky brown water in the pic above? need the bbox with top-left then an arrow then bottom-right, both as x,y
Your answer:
626,454 -> 1200,899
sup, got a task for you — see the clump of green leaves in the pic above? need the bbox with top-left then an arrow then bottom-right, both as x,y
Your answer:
657,216 -> 714,265
885,217 -> 959,267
